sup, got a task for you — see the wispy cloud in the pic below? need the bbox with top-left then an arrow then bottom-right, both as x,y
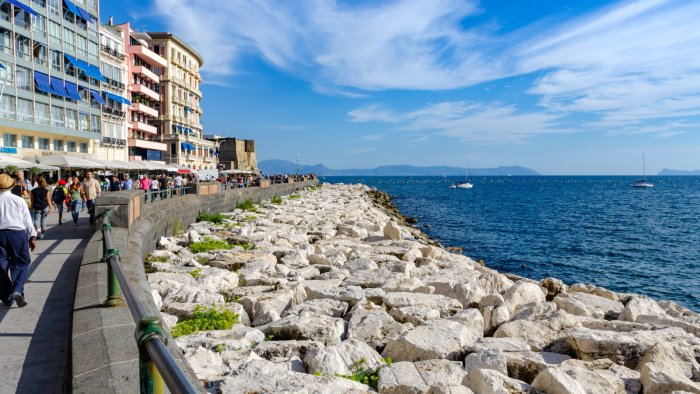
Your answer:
349,101 -> 568,143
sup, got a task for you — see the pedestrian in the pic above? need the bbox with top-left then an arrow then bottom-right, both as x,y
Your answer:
109,176 -> 121,192
68,178 -> 85,226
81,172 -> 101,225
11,170 -> 32,197
52,179 -> 68,225
0,173 -> 37,307
174,174 -> 183,195
149,176 -> 159,202
140,175 -> 150,201
123,174 -> 133,190
30,176 -> 52,239
159,173 -> 168,199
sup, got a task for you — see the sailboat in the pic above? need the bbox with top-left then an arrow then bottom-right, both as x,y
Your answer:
633,153 -> 654,188
450,159 -> 474,189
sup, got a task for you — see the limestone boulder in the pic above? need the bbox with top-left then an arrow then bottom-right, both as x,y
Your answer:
503,281 -> 547,314
541,277 -> 567,301
465,369 -> 537,394
382,292 -> 463,318
252,339 -> 322,361
427,271 -> 513,308
493,320 -> 559,351
569,283 -> 618,301
378,360 -> 471,394
466,337 -> 532,353
619,296 -> 667,322
184,346 -> 227,382
305,285 -> 365,306
282,298 -> 349,318
503,351 -> 571,384
531,358 -> 641,394
389,305 -> 441,326
175,324 -> 266,353
384,221 -> 402,240
638,342 -> 700,394
345,257 -> 379,272
239,289 -> 296,326
194,267 -> 239,294
554,292 -> 624,320
220,358 -> 371,393
464,349 -> 508,375
303,338 -> 384,375
259,312 -> 346,346
347,300 -> 411,352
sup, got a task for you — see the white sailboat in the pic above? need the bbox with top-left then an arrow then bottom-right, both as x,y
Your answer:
450,159 -> 474,189
633,153 -> 654,188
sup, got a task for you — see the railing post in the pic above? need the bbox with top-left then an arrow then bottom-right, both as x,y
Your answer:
136,317 -> 168,394
101,211 -> 123,307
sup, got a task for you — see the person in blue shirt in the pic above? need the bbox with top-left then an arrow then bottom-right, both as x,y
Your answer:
123,175 -> 134,190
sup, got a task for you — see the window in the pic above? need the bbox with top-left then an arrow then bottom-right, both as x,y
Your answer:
16,66 -> 31,91
0,95 -> 15,119
36,103 -> 49,125
88,40 -> 98,63
14,8 -> 31,29
17,98 -> 33,122
15,35 -> 31,60
33,42 -> 47,66
53,139 -> 64,151
47,0 -> 59,16
49,21 -> 61,47
79,112 -> 89,132
0,2 -> 9,22
0,28 -> 12,55
65,109 -> 77,129
79,142 -> 88,153
0,62 -> 14,87
3,133 -> 17,147
32,14 -> 47,37
67,141 -> 76,152
33,0 -> 47,7
76,35 -> 87,58
51,105 -> 64,127
90,114 -> 99,133
39,137 -> 49,150
22,135 -> 34,148
64,28 -> 75,52
50,49 -> 62,72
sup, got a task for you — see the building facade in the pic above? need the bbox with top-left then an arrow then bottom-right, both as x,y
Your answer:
0,0 -> 104,162
147,32 -> 216,170
117,23 -> 167,162
95,21 -> 127,161
211,137 -> 256,171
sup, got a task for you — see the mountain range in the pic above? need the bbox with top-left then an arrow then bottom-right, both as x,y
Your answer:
657,169 -> 700,176
258,160 -> 540,176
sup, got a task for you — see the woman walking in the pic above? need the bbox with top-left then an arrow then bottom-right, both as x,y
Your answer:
69,177 -> 85,226
30,177 -> 52,239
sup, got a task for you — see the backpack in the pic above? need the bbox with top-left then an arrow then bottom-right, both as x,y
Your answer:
52,186 -> 67,203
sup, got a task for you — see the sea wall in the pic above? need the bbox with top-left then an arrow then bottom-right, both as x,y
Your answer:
145,184 -> 700,393
71,180 -> 317,393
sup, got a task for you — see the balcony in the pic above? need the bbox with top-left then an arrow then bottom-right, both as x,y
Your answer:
130,83 -> 160,101
132,65 -> 160,84
131,103 -> 158,117
127,45 -> 167,68
128,138 -> 167,151
131,121 -> 157,134
100,45 -> 125,60
102,107 -> 126,118
102,137 -> 127,146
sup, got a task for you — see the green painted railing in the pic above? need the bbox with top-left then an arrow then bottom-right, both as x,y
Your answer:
101,209 -> 198,394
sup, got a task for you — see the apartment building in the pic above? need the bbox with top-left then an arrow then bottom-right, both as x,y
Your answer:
117,22 -> 167,162
96,21 -> 127,161
147,32 -> 216,170
0,0 -> 104,161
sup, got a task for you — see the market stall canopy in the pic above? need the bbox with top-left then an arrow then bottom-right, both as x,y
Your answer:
39,154 -> 104,169
0,155 -> 58,170
89,158 -> 130,170
221,169 -> 258,175
141,161 -> 170,171
171,165 -> 198,174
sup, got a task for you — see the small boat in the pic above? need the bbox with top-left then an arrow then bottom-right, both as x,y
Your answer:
450,159 -> 474,189
632,153 -> 654,188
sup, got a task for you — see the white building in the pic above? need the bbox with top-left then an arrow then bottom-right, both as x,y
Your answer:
96,21 -> 128,161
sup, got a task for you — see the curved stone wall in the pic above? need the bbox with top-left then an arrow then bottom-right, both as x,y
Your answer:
71,180 -> 317,393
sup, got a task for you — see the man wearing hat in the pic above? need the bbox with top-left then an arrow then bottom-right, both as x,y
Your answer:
0,173 -> 37,307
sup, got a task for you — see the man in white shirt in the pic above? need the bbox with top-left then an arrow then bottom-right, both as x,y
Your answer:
174,174 -> 183,195
81,172 -> 101,225
0,174 -> 37,307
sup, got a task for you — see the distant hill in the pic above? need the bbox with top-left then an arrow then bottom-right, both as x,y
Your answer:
658,169 -> 700,176
259,159 -> 540,176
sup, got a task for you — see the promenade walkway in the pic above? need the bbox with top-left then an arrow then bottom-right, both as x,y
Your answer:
0,210 -> 93,393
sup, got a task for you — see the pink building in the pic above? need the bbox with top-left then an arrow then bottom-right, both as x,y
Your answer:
117,23 -> 168,161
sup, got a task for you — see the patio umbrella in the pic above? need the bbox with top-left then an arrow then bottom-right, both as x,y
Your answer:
39,154 -> 104,169
89,158 -> 130,170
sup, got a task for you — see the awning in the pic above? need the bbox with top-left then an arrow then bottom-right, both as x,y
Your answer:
180,141 -> 189,151
7,0 -> 40,17
65,54 -> 106,82
63,0 -> 81,17
89,158 -> 129,169
175,125 -> 183,132
34,72 -> 53,94
64,81 -> 82,101
76,5 -> 94,23
89,89 -> 105,105
39,154 -> 104,169
184,106 -> 191,112
50,77 -> 69,98
0,155 -> 57,170
103,91 -> 131,105
188,143 -> 195,151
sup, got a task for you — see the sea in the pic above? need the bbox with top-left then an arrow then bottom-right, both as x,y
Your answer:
324,176 -> 700,312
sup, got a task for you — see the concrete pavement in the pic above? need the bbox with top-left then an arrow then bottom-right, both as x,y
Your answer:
0,208 -> 94,393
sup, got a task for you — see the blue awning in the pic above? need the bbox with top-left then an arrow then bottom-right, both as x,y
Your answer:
64,81 -> 82,101
184,106 -> 191,112
65,54 -> 106,82
7,0 -> 40,17
0,63 -> 5,70
50,77 -> 69,98
34,72 -> 53,94
76,5 -> 94,23
175,125 -> 183,132
103,91 -> 131,105
180,142 -> 188,151
63,0 -> 80,17
89,90 -> 105,105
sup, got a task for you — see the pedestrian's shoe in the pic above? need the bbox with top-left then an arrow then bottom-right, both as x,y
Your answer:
11,292 -> 27,307
2,298 -> 13,307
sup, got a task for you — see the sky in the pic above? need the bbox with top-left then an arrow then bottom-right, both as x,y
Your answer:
101,0 -> 700,175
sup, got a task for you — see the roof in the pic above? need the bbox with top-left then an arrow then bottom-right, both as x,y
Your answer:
147,32 -> 204,66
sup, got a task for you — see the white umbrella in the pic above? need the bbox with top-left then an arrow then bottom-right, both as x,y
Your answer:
90,158 -> 130,170
0,155 -> 58,170
39,154 -> 104,169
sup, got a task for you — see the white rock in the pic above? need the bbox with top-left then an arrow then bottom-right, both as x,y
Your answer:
503,351 -> 571,384
379,360 -> 471,394
382,292 -> 463,317
493,320 -> 558,352
240,289 -> 295,327
503,281 -> 547,314
260,312 -> 346,346
465,368 -> 536,394
619,296 -> 668,322
638,342 -> 700,394
283,298 -> 349,318
464,349 -> 508,375
531,358 -> 641,394
184,346 -> 227,382
384,221 -> 402,240
303,338 -> 384,375
554,292 -> 624,319
347,300 -> 411,352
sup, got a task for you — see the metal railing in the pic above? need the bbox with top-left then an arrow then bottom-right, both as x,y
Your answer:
139,187 -> 194,203
101,209 -> 198,394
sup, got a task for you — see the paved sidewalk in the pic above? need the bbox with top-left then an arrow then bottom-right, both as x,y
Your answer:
0,209 -> 95,393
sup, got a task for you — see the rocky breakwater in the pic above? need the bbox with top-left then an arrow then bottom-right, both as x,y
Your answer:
146,184 -> 700,393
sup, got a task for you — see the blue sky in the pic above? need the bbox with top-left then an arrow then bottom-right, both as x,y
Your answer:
102,0 -> 700,175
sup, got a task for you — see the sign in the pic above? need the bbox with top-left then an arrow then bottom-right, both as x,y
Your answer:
0,147 -> 17,154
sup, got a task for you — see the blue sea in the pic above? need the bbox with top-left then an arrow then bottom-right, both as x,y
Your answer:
325,176 -> 700,311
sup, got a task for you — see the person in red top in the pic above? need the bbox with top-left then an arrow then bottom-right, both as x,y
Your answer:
139,176 -> 150,202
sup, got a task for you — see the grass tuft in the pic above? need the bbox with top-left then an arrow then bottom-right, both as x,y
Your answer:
189,237 -> 232,253
237,199 -> 258,212
170,306 -> 239,338
197,212 -> 227,224
271,196 -> 283,205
